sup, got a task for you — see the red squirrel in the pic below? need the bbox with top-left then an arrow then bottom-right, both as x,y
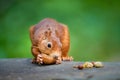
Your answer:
29,18 -> 73,64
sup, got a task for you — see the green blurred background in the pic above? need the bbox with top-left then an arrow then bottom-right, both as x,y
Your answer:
0,0 -> 120,61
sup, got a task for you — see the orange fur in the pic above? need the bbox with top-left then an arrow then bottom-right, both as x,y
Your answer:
29,18 -> 73,64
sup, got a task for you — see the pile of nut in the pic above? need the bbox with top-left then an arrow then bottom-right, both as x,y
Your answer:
73,61 -> 104,70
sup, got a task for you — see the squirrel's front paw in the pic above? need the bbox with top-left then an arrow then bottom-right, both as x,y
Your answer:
56,59 -> 62,64
54,56 -> 62,64
36,54 -> 43,64
62,56 -> 73,61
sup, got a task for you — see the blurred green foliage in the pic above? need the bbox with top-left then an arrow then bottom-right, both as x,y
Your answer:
0,0 -> 120,61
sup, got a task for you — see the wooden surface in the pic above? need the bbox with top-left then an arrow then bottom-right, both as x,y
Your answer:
0,59 -> 120,80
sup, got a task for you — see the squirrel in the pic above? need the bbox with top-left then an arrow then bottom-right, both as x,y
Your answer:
29,18 -> 73,64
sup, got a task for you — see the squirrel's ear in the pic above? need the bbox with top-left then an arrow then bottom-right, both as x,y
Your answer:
29,25 -> 35,44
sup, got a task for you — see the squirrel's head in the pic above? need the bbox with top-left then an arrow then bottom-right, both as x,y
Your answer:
36,28 -> 62,58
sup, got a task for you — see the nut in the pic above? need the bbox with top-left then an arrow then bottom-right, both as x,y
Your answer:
94,61 -> 103,68
78,64 -> 84,70
73,61 -> 104,70
83,62 -> 93,68
73,64 -> 84,70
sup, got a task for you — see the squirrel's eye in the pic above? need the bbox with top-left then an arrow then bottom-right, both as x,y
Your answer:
47,42 -> 52,48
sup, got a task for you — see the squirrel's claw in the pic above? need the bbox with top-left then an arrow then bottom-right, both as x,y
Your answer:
36,54 -> 43,64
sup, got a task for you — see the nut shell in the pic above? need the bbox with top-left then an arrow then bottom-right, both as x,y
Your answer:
78,65 -> 84,70
94,61 -> 103,68
83,62 -> 93,68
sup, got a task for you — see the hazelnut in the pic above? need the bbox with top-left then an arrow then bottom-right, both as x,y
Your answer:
83,62 -> 93,68
78,64 -> 84,70
94,61 -> 104,68
73,64 -> 84,70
